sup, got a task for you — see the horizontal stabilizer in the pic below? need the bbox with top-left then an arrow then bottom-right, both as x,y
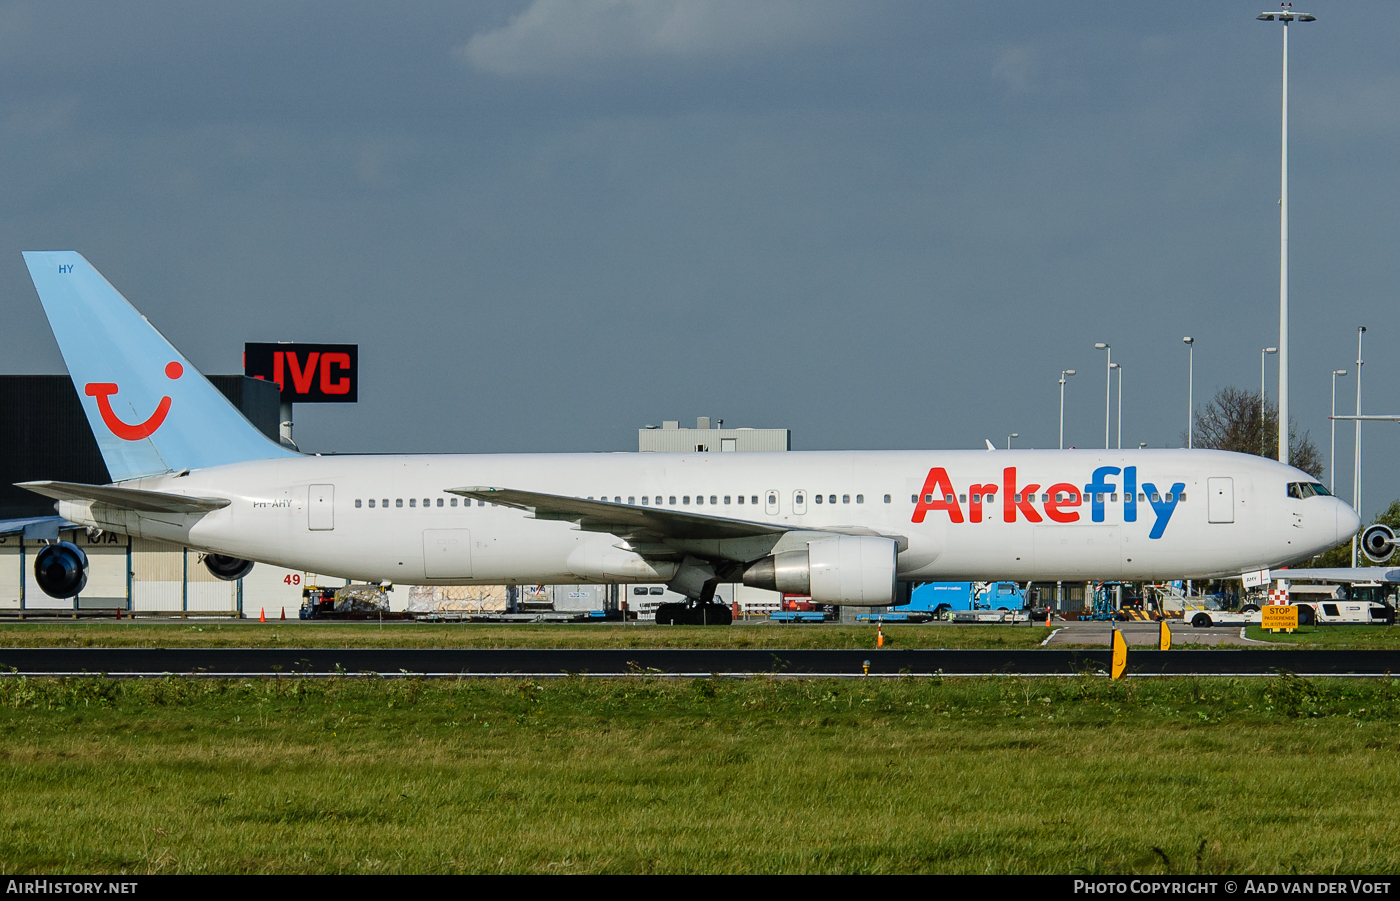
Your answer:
17,480 -> 230,514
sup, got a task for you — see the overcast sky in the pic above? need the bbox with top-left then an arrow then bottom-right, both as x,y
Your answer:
3,1 -> 1399,517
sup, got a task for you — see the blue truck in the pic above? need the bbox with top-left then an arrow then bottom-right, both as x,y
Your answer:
857,581 -> 1030,623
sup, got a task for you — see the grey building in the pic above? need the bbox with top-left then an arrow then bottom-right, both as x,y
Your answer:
639,417 -> 790,453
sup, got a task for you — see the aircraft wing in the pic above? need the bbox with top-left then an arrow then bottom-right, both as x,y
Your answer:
448,486 -> 790,541
0,515 -> 81,540
17,480 -> 231,514
1273,567 -> 1400,584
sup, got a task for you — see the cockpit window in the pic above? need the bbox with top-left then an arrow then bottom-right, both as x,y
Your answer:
1287,482 -> 1331,499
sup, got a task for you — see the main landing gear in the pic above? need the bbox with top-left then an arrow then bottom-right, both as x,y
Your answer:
654,602 -> 733,626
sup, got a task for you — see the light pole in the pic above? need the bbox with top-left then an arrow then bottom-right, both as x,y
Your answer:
1183,337 -> 1195,448
1330,369 -> 1346,495
1259,4 -> 1316,463
1058,369 -> 1076,450
1353,326 -> 1366,566
1261,346 -> 1278,454
1007,432 -> 1019,450
1110,362 -> 1122,450
1094,343 -> 1111,449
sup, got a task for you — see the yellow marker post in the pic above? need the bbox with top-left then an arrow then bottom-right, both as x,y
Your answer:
1111,628 -> 1128,680
1159,619 -> 1171,651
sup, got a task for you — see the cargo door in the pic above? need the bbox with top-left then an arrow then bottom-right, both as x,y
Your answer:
423,529 -> 473,579
309,484 -> 335,531
1207,478 -> 1234,523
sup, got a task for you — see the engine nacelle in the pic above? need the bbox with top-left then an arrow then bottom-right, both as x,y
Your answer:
33,541 -> 88,599
1361,524 -> 1397,564
204,554 -> 255,581
742,535 -> 897,605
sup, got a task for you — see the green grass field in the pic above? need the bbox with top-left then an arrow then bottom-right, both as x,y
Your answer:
0,621 -> 1051,650
1242,624 -> 1400,647
2,674 -> 1400,874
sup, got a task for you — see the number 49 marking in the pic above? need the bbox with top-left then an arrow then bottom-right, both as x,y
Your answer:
284,574 -> 301,586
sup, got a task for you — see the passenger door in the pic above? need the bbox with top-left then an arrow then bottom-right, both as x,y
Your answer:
308,484 -> 334,531
1207,478 -> 1234,524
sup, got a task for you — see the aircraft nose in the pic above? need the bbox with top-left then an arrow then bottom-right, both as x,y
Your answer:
1338,500 -> 1362,545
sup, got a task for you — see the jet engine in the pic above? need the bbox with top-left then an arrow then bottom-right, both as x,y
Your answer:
33,541 -> 88,599
1361,524 -> 1397,564
742,535 -> 897,605
204,554 -> 255,581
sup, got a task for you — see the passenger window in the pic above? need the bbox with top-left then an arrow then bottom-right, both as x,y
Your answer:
628,496 -> 635,505
410,499 -> 417,508
1179,493 -> 1187,501
437,498 -> 444,507
669,496 -> 677,505
656,497 -> 663,505
856,495 -> 863,504
829,495 -> 836,504
724,496 -> 731,504
710,495 -> 717,505
396,499 -> 403,508
737,495 -> 744,504
650,587 -> 664,595
696,496 -> 703,505
844,495 -> 851,504
959,494 -> 966,503
946,494 -> 955,504
972,494 -> 981,503
450,498 -> 457,507
355,499 -> 362,508
883,495 -> 890,504
684,496 -> 690,505
368,499 -> 376,508
752,496 -> 759,505
383,499 -> 389,508
633,587 -> 648,596
1151,493 -> 1161,503
815,495 -> 823,504
641,497 -> 649,505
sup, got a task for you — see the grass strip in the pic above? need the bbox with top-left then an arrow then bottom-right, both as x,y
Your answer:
2,674 -> 1399,874
0,622 -> 1051,650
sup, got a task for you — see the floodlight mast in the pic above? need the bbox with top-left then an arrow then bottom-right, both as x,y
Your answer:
1258,4 -> 1316,463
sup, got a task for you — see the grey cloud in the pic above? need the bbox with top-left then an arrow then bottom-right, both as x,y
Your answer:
460,0 -> 859,76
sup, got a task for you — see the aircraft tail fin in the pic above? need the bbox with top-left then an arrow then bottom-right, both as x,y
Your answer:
23,251 -> 297,482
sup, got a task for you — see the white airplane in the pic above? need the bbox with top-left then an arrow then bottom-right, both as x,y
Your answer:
16,251 -> 1362,624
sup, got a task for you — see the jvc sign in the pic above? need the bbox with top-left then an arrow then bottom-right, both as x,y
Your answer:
244,343 -> 358,403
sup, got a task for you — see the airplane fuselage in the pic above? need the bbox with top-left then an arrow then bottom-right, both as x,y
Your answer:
58,447 -> 1357,587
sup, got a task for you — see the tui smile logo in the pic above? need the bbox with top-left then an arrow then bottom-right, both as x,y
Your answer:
84,361 -> 183,440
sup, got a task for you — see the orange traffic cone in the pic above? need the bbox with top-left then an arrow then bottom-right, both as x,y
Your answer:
1045,607 -> 1052,627
876,622 -> 884,649
259,607 -> 266,623
280,607 -> 286,620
